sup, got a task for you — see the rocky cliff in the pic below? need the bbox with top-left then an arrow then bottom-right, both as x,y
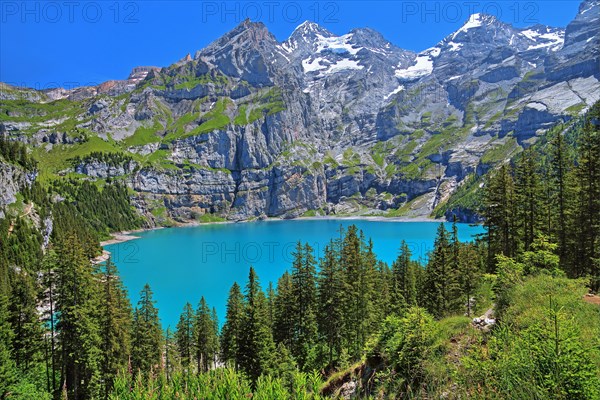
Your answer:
1,0 -> 598,222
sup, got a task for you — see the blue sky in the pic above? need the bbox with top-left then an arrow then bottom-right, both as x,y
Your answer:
0,1 -> 582,89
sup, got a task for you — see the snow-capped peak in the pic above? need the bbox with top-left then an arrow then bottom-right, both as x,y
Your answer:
520,26 -> 565,51
452,13 -> 499,39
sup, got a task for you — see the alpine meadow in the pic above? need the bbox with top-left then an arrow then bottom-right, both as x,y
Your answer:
1,1 -> 599,399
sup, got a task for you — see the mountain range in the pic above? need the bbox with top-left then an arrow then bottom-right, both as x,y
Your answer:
1,0 -> 598,223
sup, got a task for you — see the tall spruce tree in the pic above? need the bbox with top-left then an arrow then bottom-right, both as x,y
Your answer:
8,270 -> 43,371
0,293 -> 16,397
131,284 -> 162,375
574,104 -> 600,286
194,296 -> 218,372
99,258 -> 132,399
514,149 -> 542,252
391,241 -> 417,313
55,235 -> 102,400
237,267 -> 275,383
317,241 -> 344,365
221,282 -> 244,368
290,242 -> 318,369
483,164 -> 517,270
273,271 -> 294,348
175,302 -> 195,370
423,224 -> 452,318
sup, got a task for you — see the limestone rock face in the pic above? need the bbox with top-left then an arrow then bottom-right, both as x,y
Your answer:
2,1 -> 599,221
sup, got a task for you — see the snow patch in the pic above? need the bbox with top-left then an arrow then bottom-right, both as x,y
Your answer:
302,57 -> 327,73
394,55 -> 433,79
452,13 -> 484,39
325,59 -> 364,74
384,85 -> 405,100
526,102 -> 548,111
521,29 -> 564,51
315,33 -> 362,55
448,42 -> 463,52
424,47 -> 441,58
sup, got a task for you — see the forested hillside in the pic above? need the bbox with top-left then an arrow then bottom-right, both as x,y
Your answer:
0,102 -> 598,398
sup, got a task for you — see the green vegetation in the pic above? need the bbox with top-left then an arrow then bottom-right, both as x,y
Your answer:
173,73 -> 229,90
197,213 -> 227,223
1,85 -> 599,400
480,137 -> 520,164
32,136 -> 124,180
122,122 -> 163,147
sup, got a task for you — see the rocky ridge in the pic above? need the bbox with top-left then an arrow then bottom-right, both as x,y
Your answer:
0,0 -> 598,223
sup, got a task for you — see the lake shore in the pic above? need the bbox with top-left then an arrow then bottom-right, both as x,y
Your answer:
100,227 -> 164,246
175,214 -> 443,228
101,215 -> 446,247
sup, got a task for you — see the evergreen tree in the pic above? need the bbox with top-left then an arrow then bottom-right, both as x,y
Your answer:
0,293 -> 16,397
423,224 -> 453,318
483,164 -> 517,270
340,226 -> 375,358
221,282 -> 244,368
573,105 -> 600,286
514,149 -> 542,252
55,235 -> 102,400
549,128 -> 571,263
100,258 -> 132,399
237,267 -> 275,383
459,243 -> 481,317
317,241 -> 344,365
273,272 -> 294,348
175,302 -> 195,370
194,296 -> 218,372
131,284 -> 162,375
391,241 -> 417,313
8,270 -> 43,371
266,281 -> 275,330
40,251 -> 59,394
290,242 -> 318,369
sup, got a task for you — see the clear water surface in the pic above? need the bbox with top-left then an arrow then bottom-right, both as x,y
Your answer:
104,219 -> 484,329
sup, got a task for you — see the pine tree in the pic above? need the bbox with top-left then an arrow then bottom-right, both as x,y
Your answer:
514,149 -> 541,252
221,282 -> 244,369
131,284 -> 162,375
194,296 -> 218,372
340,226 -> 375,358
55,235 -> 102,400
290,242 -> 318,369
447,218 -> 464,314
0,293 -> 16,397
175,302 -> 195,370
549,128 -> 571,263
99,258 -> 132,399
574,104 -> 600,286
211,307 -> 219,367
273,272 -> 294,348
266,281 -> 275,330
317,241 -> 344,365
8,270 -> 43,371
483,164 -> 517,270
391,241 -> 417,313
237,267 -> 275,383
459,243 -> 481,317
40,251 -> 59,394
423,224 -> 452,318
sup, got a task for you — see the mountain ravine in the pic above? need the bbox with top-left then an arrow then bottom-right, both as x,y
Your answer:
1,0 -> 599,224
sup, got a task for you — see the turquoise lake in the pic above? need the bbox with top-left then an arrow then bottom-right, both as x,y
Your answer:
104,219 -> 484,330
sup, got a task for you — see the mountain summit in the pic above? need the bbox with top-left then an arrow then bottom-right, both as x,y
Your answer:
1,0 -> 598,222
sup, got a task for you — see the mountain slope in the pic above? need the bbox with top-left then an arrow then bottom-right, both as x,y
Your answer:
1,0 -> 598,223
